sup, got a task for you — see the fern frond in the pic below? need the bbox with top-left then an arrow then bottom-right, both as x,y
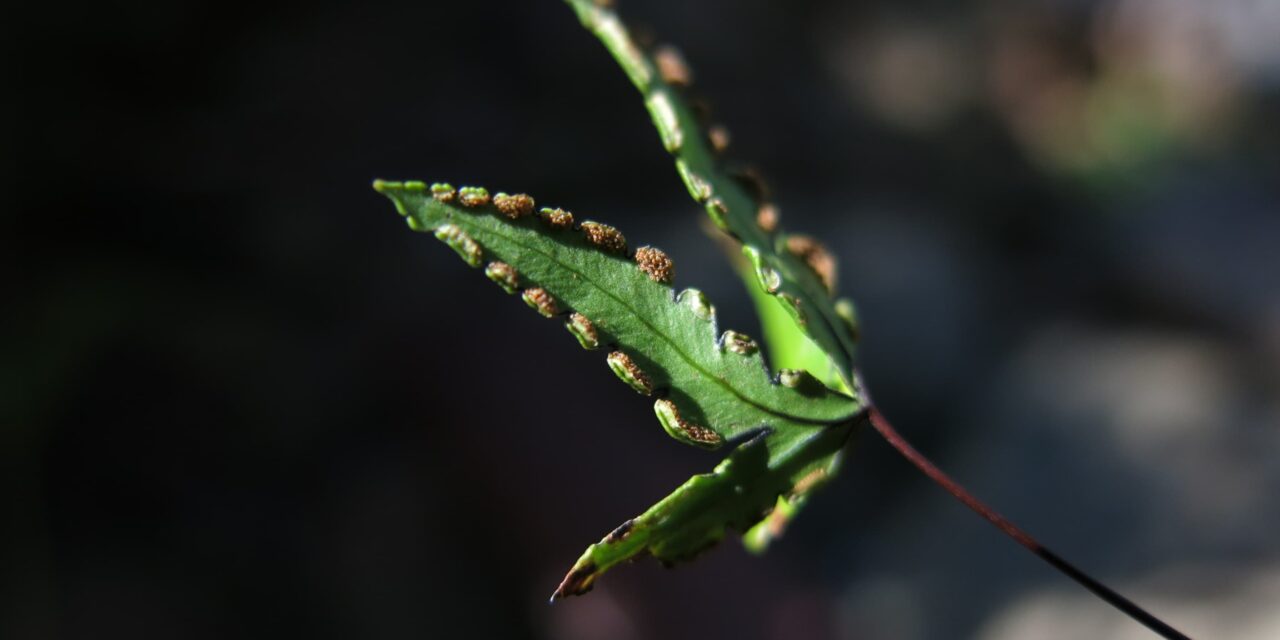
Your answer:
374,179 -> 865,593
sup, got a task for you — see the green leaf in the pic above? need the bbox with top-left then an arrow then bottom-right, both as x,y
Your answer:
374,180 -> 861,435
555,420 -> 854,598
373,179 -> 865,595
563,0 -> 861,393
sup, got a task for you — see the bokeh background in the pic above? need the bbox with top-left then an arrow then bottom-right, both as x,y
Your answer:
6,0 -> 1280,638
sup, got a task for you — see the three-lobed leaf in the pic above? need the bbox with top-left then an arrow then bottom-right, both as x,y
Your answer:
374,0 -> 872,600
370,7 -> 1193,638
373,180 -> 865,596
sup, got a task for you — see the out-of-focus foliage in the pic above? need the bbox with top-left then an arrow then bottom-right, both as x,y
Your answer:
830,0 -> 1280,191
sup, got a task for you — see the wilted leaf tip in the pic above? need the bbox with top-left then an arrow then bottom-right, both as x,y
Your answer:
550,561 -> 599,601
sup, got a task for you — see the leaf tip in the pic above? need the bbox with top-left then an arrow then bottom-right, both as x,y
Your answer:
372,180 -> 412,217
552,561 -> 600,600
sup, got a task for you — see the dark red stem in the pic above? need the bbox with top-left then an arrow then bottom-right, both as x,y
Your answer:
865,406 -> 1191,640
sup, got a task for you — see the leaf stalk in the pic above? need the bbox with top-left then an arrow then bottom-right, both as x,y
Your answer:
864,406 -> 1191,640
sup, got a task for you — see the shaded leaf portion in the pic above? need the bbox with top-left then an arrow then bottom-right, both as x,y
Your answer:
553,419 -> 856,598
373,180 -> 863,446
563,0 -> 860,392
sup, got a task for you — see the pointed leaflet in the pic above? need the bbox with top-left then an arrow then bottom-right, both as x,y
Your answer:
374,180 -> 865,594
563,0 -> 860,392
555,421 -> 854,598
374,180 -> 862,440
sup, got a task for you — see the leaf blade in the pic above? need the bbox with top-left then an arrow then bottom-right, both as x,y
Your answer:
553,419 -> 857,598
563,0 -> 861,390
374,180 -> 863,442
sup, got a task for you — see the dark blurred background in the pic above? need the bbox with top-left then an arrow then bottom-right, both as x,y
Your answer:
6,0 -> 1280,638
